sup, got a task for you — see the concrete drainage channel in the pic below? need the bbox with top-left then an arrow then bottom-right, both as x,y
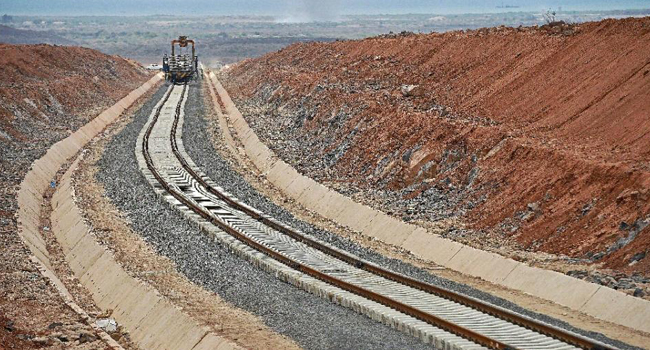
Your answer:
16,73 -> 242,350
53,155 -> 240,350
134,80 -> 620,350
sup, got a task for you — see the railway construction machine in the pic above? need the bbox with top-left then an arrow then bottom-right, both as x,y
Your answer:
163,36 -> 199,83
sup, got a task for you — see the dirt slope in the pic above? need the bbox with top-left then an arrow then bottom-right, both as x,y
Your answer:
222,17 -> 650,283
0,43 -> 149,348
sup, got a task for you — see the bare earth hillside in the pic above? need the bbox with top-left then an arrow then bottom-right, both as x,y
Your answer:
222,17 -> 650,287
0,43 -> 149,348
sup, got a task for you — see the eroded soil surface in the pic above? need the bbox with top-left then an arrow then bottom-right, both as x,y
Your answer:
222,17 -> 650,294
0,43 -> 149,348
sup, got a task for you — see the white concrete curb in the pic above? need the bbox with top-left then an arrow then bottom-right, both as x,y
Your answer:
17,74 -> 242,350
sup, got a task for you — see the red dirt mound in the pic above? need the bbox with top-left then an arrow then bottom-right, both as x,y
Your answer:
223,17 -> 650,277
0,43 -> 149,348
0,43 -> 146,141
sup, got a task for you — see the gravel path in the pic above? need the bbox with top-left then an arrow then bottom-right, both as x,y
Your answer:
96,81 -> 435,350
182,83 -> 637,350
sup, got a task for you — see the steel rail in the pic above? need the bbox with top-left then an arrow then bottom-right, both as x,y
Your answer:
143,83 -> 614,350
144,84 -> 511,349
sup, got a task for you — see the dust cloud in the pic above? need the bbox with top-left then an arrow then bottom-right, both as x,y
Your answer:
276,0 -> 342,23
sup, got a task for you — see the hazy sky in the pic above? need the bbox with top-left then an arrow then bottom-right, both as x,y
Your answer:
1,0 -> 648,17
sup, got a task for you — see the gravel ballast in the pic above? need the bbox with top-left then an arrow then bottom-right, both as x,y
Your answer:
97,81 -> 635,350
97,82 -> 435,350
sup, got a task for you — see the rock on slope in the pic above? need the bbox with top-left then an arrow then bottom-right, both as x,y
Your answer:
222,17 -> 650,278
0,43 -> 149,348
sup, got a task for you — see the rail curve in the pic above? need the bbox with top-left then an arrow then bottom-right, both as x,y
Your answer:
137,82 -> 616,350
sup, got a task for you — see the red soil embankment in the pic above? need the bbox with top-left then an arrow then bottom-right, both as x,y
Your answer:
223,17 -> 650,276
0,43 -> 149,349
0,43 -> 147,141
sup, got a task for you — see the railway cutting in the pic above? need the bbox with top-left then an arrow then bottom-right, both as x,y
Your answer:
6,14 -> 650,350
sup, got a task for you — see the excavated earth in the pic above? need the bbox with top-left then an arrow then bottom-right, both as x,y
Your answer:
0,43 -> 149,348
221,17 -> 650,294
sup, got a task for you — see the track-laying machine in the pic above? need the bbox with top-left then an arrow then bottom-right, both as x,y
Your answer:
163,36 -> 199,83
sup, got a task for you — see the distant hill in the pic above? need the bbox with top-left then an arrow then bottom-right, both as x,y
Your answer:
0,24 -> 76,45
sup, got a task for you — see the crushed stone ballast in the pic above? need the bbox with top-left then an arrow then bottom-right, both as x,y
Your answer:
135,83 -> 614,350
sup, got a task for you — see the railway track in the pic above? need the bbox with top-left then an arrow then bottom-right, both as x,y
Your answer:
136,82 -> 616,350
